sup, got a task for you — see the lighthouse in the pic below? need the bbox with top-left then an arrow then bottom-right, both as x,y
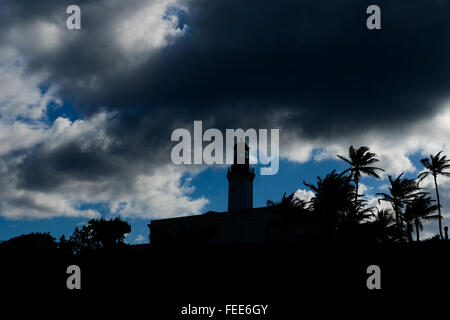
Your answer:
227,141 -> 255,211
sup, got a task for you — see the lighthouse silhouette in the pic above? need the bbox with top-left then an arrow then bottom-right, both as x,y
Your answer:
227,141 -> 255,211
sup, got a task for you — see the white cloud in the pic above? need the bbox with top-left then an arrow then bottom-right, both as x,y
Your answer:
134,234 -> 146,243
293,189 -> 314,203
358,183 -> 370,195
0,49 -> 59,121
0,190 -> 100,220
0,115 -> 208,219
366,194 -> 393,212
0,51 -> 208,220
282,103 -> 450,177
283,138 -> 316,163
114,0 -> 188,61
111,167 -> 208,219
5,20 -> 65,56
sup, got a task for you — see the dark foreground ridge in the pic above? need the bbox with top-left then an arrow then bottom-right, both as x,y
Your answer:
1,241 -> 448,317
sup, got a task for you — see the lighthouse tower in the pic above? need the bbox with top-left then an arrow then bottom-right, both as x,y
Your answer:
227,141 -> 255,212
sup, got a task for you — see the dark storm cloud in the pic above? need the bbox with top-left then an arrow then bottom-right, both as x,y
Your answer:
128,0 -> 450,136
12,111 -> 175,192
3,0 -> 449,135
2,0 -> 450,210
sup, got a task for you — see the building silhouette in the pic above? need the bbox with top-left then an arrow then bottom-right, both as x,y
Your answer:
227,142 -> 255,211
149,143 -> 318,246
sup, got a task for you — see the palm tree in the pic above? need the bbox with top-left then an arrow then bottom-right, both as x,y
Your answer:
417,151 -> 450,239
403,194 -> 439,241
304,170 -> 355,238
336,198 -> 376,242
267,192 -> 311,242
337,146 -> 384,206
267,192 -> 310,213
267,192 -> 311,226
376,173 -> 424,241
372,208 -> 396,243
339,199 -> 375,227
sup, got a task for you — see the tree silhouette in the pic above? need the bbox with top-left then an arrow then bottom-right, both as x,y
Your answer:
267,192 -> 312,242
337,146 -> 384,206
372,208 -> 396,243
404,194 -> 439,241
68,217 -> 131,254
417,151 -> 450,239
335,198 -> 376,243
304,170 -> 355,239
376,173 -> 424,241
267,192 -> 310,217
0,232 -> 57,251
338,199 -> 375,228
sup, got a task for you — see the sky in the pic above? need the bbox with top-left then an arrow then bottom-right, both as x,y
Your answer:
1,0 -> 450,243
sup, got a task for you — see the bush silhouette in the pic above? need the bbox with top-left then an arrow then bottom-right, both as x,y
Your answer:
68,217 -> 131,254
0,232 -> 57,251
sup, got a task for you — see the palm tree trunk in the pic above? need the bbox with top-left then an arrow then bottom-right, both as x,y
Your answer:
394,204 -> 398,227
407,222 -> 413,242
415,220 -> 420,242
434,175 -> 444,239
393,203 -> 402,241
355,176 -> 359,207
